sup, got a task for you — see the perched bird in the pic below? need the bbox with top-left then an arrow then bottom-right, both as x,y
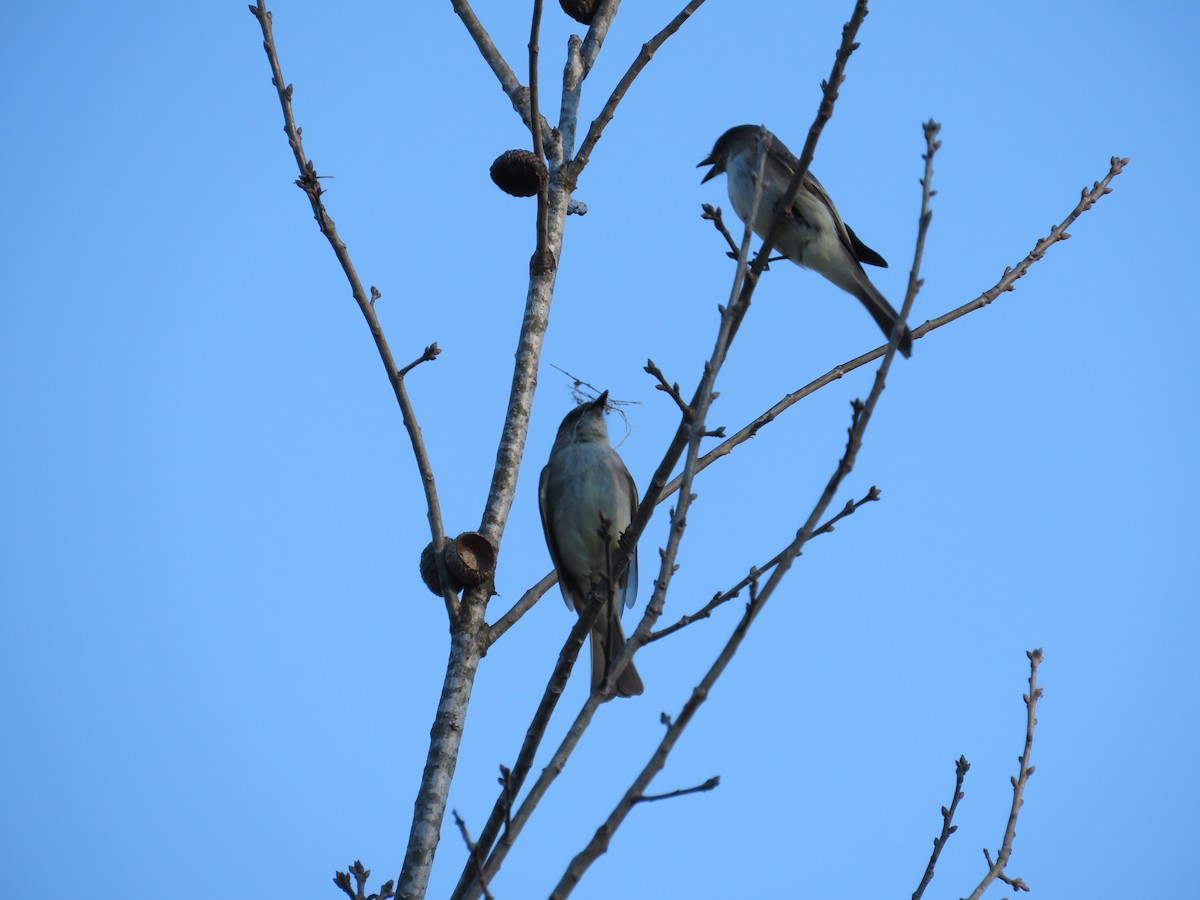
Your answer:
539,393 -> 644,698
699,124 -> 913,357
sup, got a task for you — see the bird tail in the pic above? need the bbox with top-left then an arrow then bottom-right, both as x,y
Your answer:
591,609 -> 644,698
848,272 -> 913,358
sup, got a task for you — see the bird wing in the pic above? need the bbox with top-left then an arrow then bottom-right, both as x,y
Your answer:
618,460 -> 639,610
845,223 -> 888,268
800,172 -> 889,269
539,462 -> 581,612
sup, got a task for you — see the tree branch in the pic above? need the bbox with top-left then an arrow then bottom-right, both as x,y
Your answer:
451,810 -> 494,900
963,648 -> 1044,900
912,755 -> 970,900
647,486 -> 880,642
449,0 -> 537,131
251,4 -> 463,628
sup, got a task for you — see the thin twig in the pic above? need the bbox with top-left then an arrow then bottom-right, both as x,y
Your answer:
701,203 -> 742,257
912,755 -> 970,900
486,570 -> 557,643
333,860 -> 395,900
452,811 -> 495,900
248,3 -> 457,621
632,776 -> 720,806
449,0 -> 542,133
644,359 -> 692,418
647,485 -> 880,642
963,649 -> 1044,900
529,0 -> 555,276
529,0 -> 544,164
398,343 -> 441,378
917,157 -> 1129,336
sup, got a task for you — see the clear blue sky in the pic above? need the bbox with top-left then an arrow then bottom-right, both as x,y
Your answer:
3,2 -> 1196,898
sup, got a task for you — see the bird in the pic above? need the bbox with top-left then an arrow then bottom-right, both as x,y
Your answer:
539,392 -> 644,698
698,124 -> 913,357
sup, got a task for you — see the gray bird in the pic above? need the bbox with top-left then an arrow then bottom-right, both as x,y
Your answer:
699,124 -> 913,357
539,393 -> 644,698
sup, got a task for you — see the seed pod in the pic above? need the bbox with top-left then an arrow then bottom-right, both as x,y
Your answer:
444,532 -> 497,587
419,536 -> 461,595
558,0 -> 599,25
489,149 -> 548,198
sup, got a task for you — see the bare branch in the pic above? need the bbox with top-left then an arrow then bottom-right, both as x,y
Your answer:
529,0 -> 545,164
632,776 -> 720,806
333,860 -> 395,900
700,202 -> 742,258
398,342 -> 441,378
644,359 -> 693,418
918,157 -> 1128,336
647,485 -> 880,642
963,648 -> 1044,900
570,0 -> 708,173
911,755 -> 970,900
249,4 -> 459,623
452,811 -> 494,900
485,570 -> 557,643
449,0 -> 539,131
576,0 -> 622,76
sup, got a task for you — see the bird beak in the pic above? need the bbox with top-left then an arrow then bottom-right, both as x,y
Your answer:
592,390 -> 609,411
697,154 -> 722,183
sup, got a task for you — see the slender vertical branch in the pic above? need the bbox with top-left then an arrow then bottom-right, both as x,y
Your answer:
912,756 -> 970,900
449,0 -> 535,129
397,602 -> 489,899
964,649 -> 1043,900
249,4 -> 457,622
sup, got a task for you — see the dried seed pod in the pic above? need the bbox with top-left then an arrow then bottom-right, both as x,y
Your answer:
444,532 -> 497,588
489,149 -> 548,198
420,536 -> 461,595
559,0 -> 599,25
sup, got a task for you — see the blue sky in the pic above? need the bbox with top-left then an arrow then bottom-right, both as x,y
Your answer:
2,2 -> 1197,898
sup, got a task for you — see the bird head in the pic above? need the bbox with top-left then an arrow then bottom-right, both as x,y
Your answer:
698,124 -> 763,183
554,391 -> 610,445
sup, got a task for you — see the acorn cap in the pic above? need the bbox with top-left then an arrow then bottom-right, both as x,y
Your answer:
489,149 -> 548,198
420,536 -> 462,595
559,0 -> 599,25
444,532 -> 497,587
